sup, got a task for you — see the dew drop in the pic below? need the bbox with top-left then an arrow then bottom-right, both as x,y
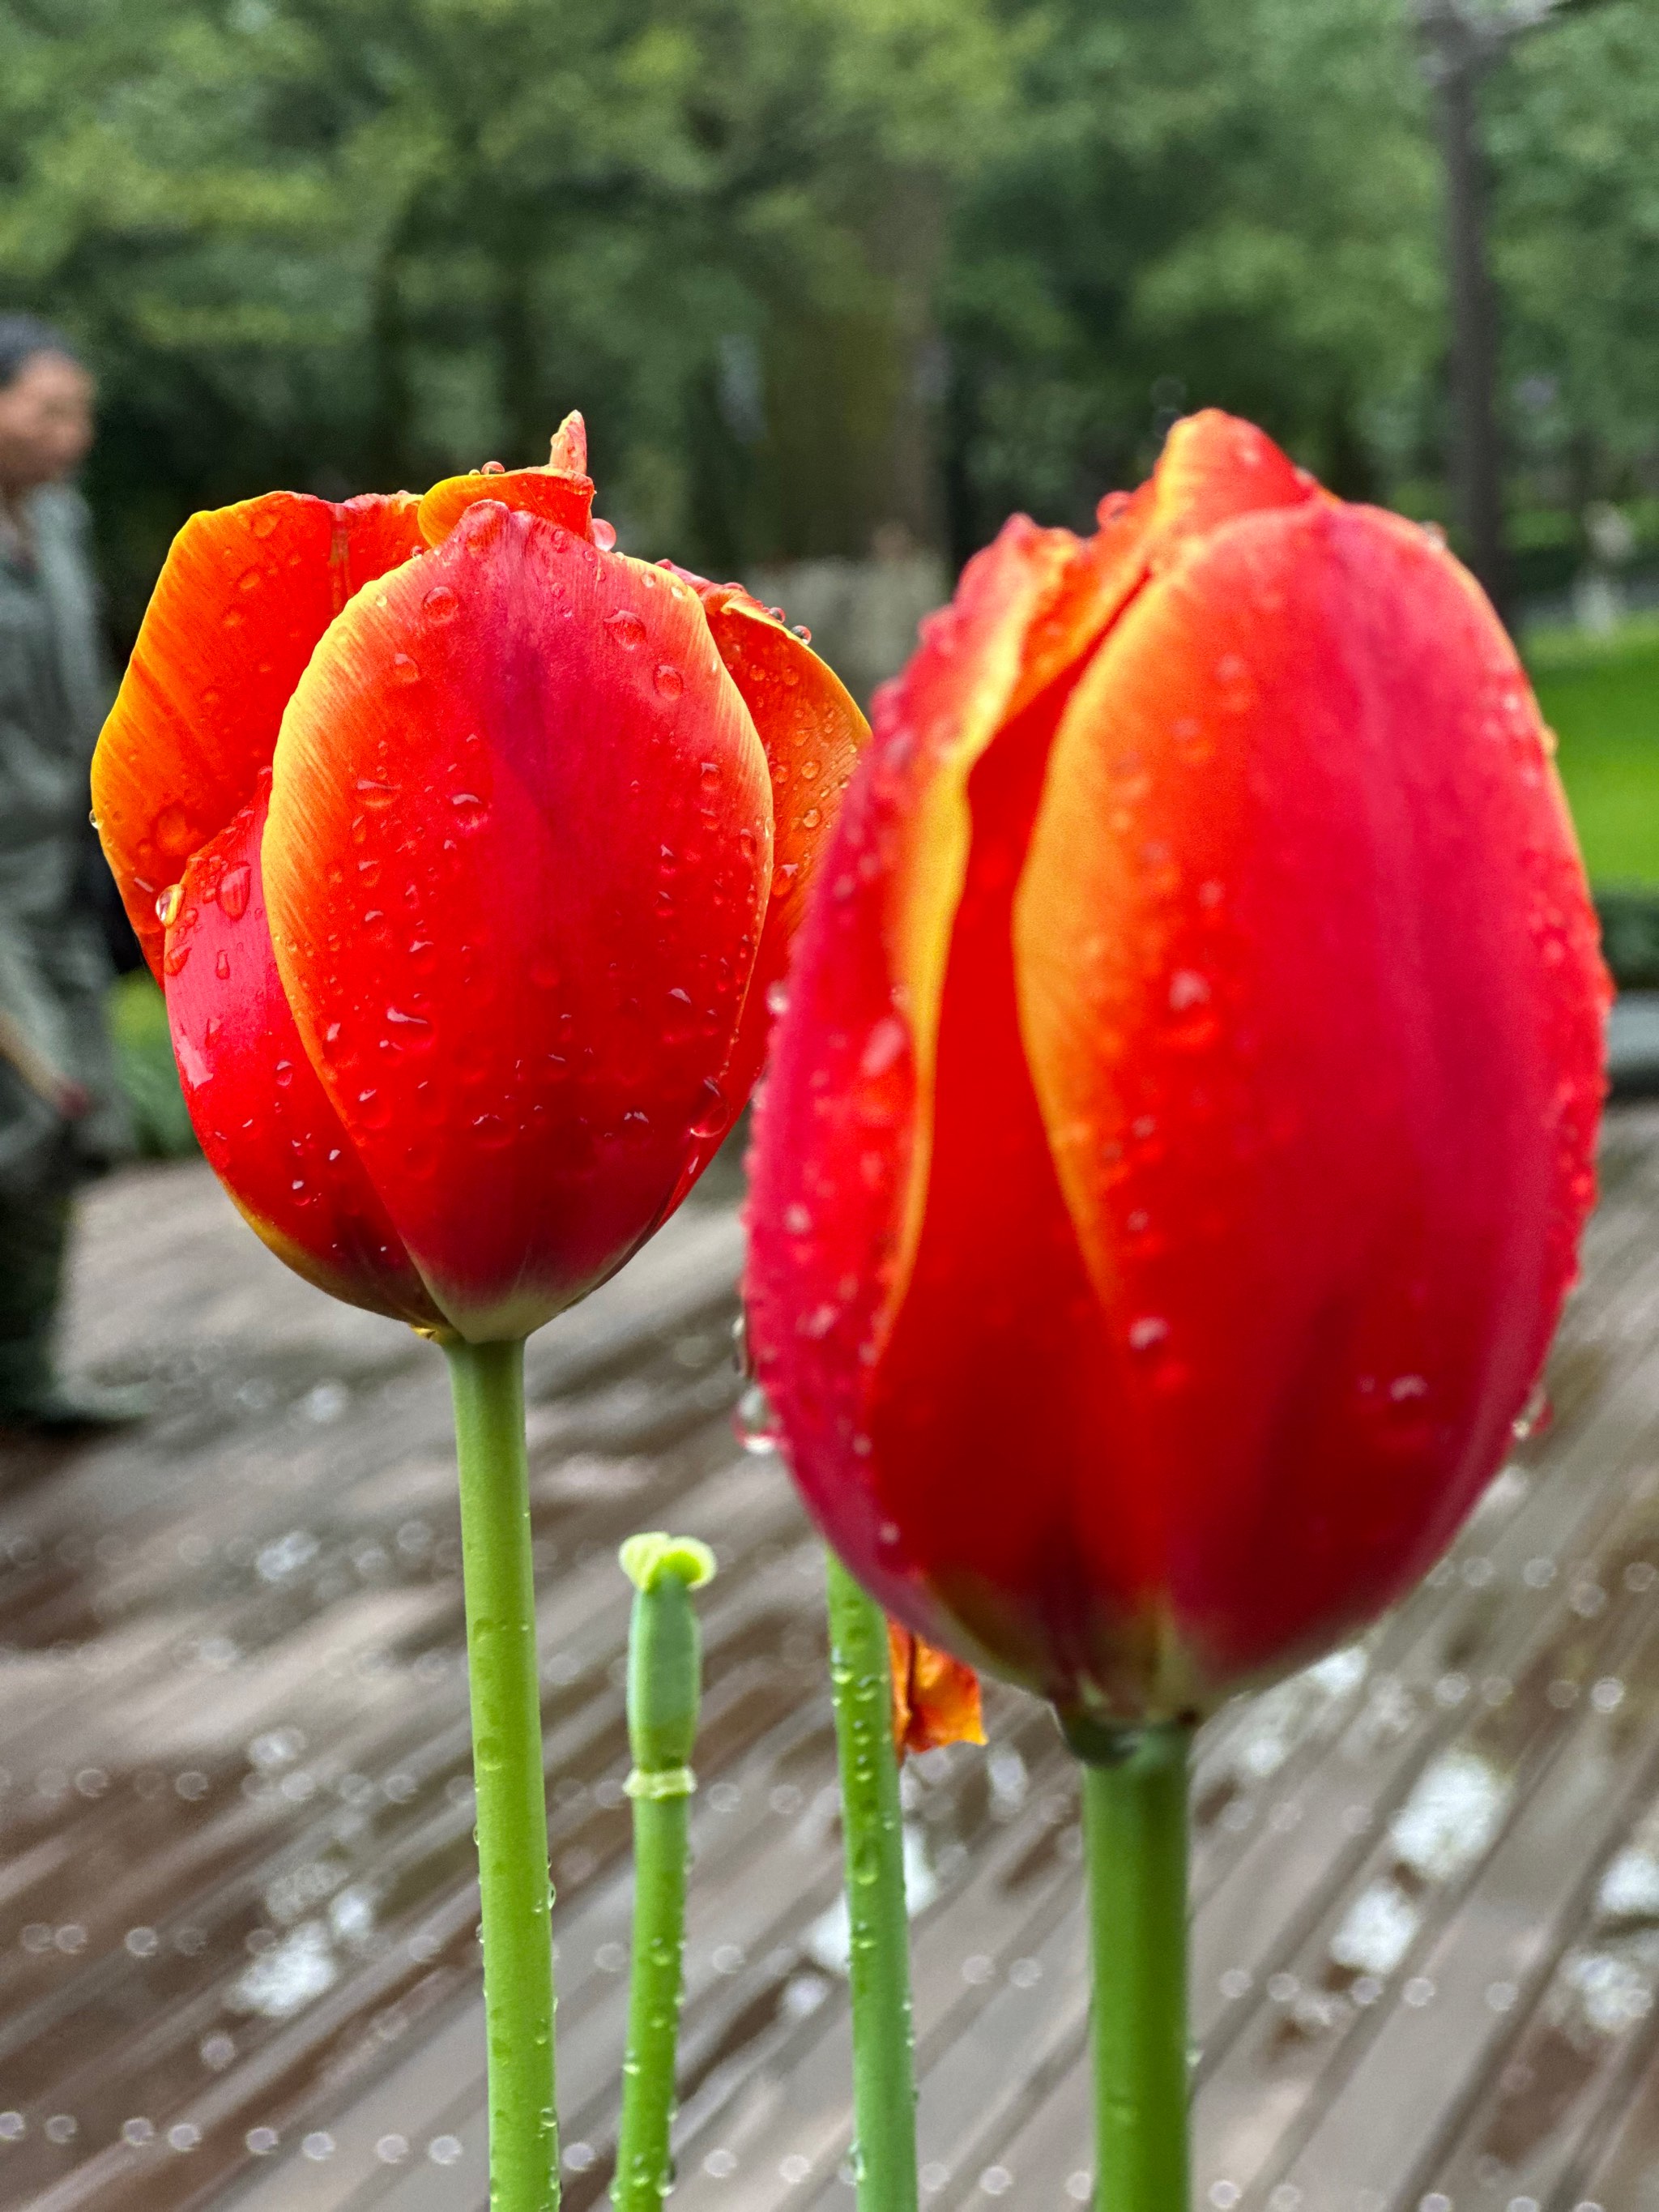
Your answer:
691,1078 -> 731,1141
606,608 -> 648,650
218,863 -> 252,922
163,942 -> 191,976
355,778 -> 397,811
450,792 -> 488,826
390,653 -> 421,686
654,661 -> 684,701
215,950 -> 230,981
480,459 -> 506,476
155,883 -> 184,928
250,508 -> 279,540
422,584 -> 460,625
736,1381 -> 780,1455
592,517 -> 618,551
153,805 -> 192,856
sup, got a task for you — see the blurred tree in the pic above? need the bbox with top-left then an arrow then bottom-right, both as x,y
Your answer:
0,0 -> 1653,623
940,0 -> 1445,555
0,0 -> 1006,633
1488,0 -> 1659,499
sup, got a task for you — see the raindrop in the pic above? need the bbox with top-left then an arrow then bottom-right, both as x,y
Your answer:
450,792 -> 488,826
355,777 -> 397,810
251,508 -> 279,540
215,950 -> 230,980
219,863 -> 252,921
480,461 -> 506,476
736,1381 -> 780,1454
692,1078 -> 731,1141
154,804 -> 192,855
423,584 -> 460,624
592,519 -> 618,551
792,623 -> 812,642
655,662 -> 684,701
390,653 -> 421,685
606,608 -> 648,650
155,884 -> 183,928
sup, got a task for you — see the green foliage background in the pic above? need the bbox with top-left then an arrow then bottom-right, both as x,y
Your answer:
2,0 -> 1655,638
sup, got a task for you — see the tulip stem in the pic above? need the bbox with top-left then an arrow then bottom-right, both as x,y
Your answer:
825,1552 -> 918,2212
446,1336 -> 558,2212
614,1533 -> 716,2212
1072,1721 -> 1192,2212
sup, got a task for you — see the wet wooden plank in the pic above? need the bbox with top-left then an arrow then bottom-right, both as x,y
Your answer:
3,1112 -> 1659,2211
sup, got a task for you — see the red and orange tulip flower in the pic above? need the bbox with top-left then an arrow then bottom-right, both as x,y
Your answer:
92,416 -> 865,1341
747,408 -> 1608,1736
94,421 -> 867,2212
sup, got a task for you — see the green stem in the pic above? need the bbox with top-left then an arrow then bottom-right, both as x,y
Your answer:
825,1552 -> 918,2212
1073,1723 -> 1192,2212
614,1534 -> 715,2212
446,1337 -> 558,2212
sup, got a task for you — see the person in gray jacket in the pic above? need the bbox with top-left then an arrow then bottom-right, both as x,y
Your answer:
0,314 -> 139,1430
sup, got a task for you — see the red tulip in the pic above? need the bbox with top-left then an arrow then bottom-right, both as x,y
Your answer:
746,410 -> 1608,1732
94,417 -> 866,1338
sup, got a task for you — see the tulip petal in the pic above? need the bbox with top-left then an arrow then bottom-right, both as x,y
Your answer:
163,787 -> 442,1327
677,578 -> 869,1133
264,503 -> 772,1341
417,412 -> 595,549
93,490 -> 424,976
888,1621 -> 985,1757
1015,497 -> 1607,1680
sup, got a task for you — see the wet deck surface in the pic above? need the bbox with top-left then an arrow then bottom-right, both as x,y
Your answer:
6,1112 -> 1659,2210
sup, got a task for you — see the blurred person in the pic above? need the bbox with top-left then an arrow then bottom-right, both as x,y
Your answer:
0,314 -> 139,1433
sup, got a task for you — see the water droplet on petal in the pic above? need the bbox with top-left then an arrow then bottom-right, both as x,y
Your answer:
691,1078 -> 731,1141
480,459 -> 505,476
155,884 -> 183,928
606,609 -> 647,650
654,662 -> 684,701
390,653 -> 421,686
592,517 -> 617,551
215,950 -> 230,980
218,864 -> 251,921
422,584 -> 459,624
736,1381 -> 780,1455
355,778 -> 397,810
154,805 -> 192,856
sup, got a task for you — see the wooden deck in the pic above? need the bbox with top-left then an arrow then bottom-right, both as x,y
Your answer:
6,1111 -> 1659,2211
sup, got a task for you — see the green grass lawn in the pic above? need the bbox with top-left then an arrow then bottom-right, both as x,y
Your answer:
1529,614 -> 1659,886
